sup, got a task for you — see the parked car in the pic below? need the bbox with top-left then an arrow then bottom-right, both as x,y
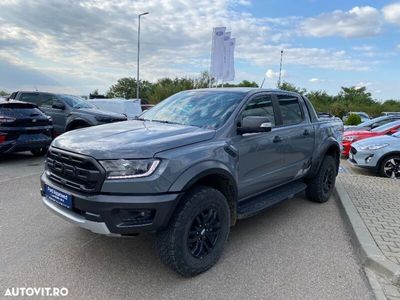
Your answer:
382,112 -> 400,117
88,98 -> 142,120
349,131 -> 400,179
342,120 -> 400,156
0,100 -> 53,156
344,115 -> 400,132
9,92 -> 127,135
40,88 -> 343,276
342,112 -> 370,123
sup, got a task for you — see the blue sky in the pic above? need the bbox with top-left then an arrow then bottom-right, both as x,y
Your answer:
0,0 -> 399,100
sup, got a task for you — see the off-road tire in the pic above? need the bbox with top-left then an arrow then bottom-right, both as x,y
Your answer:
306,155 -> 337,203
155,186 -> 230,277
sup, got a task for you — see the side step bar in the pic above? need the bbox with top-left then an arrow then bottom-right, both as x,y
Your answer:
237,181 -> 307,219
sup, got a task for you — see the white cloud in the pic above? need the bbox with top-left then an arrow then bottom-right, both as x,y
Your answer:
355,81 -> 372,89
265,69 -> 287,79
383,2 -> 400,25
309,78 -> 324,83
301,6 -> 382,38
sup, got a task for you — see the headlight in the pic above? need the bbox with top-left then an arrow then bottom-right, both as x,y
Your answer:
99,159 -> 160,180
360,143 -> 389,151
343,136 -> 357,142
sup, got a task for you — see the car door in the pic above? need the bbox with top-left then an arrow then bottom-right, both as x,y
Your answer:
39,94 -> 68,134
231,93 -> 287,200
274,93 -> 315,180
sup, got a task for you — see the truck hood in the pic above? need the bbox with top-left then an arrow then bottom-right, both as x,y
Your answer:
52,120 -> 215,159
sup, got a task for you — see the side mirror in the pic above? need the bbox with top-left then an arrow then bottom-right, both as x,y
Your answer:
237,116 -> 272,134
52,102 -> 65,110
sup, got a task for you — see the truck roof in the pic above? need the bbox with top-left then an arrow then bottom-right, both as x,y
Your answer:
184,87 -> 302,96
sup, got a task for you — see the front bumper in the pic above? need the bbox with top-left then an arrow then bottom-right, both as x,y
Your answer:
347,147 -> 379,170
40,173 -> 181,235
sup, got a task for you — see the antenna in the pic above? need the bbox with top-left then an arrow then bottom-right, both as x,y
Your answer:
278,50 -> 283,88
260,77 -> 265,88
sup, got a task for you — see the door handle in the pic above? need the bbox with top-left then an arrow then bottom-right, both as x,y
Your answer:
273,136 -> 283,143
303,129 -> 310,136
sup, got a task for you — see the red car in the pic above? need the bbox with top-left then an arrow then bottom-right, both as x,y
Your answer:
342,120 -> 400,156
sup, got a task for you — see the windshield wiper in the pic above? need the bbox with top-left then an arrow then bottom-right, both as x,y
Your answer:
150,119 -> 183,125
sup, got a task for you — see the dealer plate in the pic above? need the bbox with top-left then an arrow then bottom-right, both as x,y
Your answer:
45,185 -> 72,209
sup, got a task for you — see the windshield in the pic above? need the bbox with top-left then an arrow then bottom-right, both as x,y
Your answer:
357,117 -> 383,127
140,91 -> 245,129
59,95 -> 94,109
371,120 -> 400,132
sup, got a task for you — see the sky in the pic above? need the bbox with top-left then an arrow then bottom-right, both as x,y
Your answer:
0,0 -> 399,100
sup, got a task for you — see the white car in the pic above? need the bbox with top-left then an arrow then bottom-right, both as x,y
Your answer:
88,98 -> 142,120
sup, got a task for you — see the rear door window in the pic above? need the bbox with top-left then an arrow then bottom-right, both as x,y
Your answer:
277,94 -> 304,126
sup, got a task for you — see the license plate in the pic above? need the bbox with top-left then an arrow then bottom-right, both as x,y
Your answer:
45,185 -> 72,209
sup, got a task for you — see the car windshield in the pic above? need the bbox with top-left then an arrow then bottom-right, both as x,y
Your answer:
357,117 -> 384,127
59,95 -> 94,109
140,91 -> 245,129
371,120 -> 400,132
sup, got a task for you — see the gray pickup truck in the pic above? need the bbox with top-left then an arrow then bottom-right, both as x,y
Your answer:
40,88 -> 343,276
9,91 -> 127,135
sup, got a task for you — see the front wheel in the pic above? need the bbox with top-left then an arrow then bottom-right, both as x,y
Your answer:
379,155 -> 400,179
155,186 -> 230,277
306,156 -> 337,203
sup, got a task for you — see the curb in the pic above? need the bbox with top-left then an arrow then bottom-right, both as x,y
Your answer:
334,181 -> 400,285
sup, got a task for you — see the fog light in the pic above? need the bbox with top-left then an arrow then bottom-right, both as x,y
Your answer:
118,209 -> 155,226
365,155 -> 374,164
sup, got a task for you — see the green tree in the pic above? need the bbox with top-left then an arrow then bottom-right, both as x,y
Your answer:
278,82 -> 307,95
0,90 -> 9,97
345,114 -> 362,125
106,77 -> 153,102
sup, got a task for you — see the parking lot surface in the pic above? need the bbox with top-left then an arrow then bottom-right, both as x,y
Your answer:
1,153 -> 373,299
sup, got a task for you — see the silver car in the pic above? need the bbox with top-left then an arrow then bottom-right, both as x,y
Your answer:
348,132 -> 400,179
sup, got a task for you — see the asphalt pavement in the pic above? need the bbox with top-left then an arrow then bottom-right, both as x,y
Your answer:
0,153 -> 373,299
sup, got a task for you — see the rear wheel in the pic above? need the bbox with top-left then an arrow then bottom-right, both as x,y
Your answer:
31,147 -> 48,156
155,186 -> 230,277
306,156 -> 337,203
379,155 -> 400,179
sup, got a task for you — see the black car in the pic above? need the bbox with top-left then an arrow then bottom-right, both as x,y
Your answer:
0,100 -> 53,156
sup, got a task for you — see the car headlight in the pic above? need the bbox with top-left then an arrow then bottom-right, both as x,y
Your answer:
99,159 -> 160,179
359,143 -> 389,151
343,136 -> 357,142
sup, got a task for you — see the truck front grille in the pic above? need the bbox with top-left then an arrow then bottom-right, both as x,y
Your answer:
46,148 -> 105,193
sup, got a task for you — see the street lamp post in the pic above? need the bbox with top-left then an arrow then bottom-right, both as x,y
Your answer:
137,12 -> 149,100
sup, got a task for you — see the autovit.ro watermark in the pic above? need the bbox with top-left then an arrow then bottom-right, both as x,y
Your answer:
4,287 -> 68,297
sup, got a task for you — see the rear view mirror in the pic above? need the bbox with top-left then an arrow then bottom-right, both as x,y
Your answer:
237,116 -> 272,134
